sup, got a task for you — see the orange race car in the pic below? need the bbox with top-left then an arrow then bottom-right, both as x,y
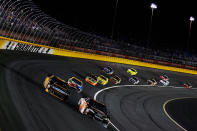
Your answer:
85,75 -> 98,86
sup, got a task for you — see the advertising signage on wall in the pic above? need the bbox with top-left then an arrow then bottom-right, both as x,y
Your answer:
0,40 -> 54,54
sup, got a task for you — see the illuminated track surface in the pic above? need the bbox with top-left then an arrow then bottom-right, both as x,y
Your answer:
1,50 -> 197,131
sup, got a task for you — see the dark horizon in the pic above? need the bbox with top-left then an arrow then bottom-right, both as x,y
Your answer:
33,0 -> 197,54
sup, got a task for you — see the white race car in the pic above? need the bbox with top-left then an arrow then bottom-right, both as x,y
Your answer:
160,79 -> 169,86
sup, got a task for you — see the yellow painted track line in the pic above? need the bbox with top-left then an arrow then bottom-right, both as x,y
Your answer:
163,97 -> 197,131
1,36 -> 197,75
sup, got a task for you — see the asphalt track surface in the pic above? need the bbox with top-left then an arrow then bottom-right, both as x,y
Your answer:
1,49 -> 197,131
165,98 -> 197,131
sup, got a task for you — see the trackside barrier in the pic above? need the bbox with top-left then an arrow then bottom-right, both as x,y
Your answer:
0,36 -> 197,75
63,45 -> 197,70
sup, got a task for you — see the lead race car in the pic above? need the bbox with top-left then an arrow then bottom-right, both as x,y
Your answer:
43,74 -> 70,101
78,98 -> 110,128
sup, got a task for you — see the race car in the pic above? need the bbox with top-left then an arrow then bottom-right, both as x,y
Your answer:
103,66 -> 114,75
43,74 -> 70,101
78,98 -> 110,128
160,75 -> 169,81
129,76 -> 140,85
183,82 -> 192,89
68,77 -> 83,93
109,75 -> 121,84
147,78 -> 157,86
159,79 -> 170,86
85,75 -> 98,86
127,68 -> 137,76
97,75 -> 108,85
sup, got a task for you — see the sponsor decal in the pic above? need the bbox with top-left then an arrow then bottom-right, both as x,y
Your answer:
1,40 -> 53,54
51,85 -> 67,95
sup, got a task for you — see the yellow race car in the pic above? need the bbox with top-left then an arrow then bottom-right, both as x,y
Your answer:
97,75 -> 108,85
43,74 -> 70,101
127,68 -> 137,76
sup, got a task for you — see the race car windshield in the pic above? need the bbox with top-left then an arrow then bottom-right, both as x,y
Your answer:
72,78 -> 82,85
114,76 -> 120,80
133,77 -> 137,81
89,99 -> 107,114
164,75 -> 168,78
52,76 -> 67,88
106,67 -> 112,71
91,76 -> 97,81
100,76 -> 107,80
130,68 -> 136,72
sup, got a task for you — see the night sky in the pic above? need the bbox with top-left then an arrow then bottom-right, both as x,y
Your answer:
33,0 -> 197,53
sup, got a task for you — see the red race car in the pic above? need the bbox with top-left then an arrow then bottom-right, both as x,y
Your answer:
183,82 -> 192,89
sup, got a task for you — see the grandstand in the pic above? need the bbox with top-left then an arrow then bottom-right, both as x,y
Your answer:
0,0 -> 197,68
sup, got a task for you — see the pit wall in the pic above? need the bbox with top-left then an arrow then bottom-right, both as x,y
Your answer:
0,36 -> 197,75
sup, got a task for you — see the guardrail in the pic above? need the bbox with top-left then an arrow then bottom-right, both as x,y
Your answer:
58,45 -> 197,71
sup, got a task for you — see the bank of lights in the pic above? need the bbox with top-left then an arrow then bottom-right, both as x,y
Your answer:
150,3 -> 157,9
190,16 -> 195,22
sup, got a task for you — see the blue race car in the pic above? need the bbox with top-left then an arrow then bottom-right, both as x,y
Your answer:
103,66 -> 114,75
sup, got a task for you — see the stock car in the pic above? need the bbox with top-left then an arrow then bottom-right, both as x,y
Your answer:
159,79 -> 170,86
43,74 -> 70,101
78,98 -> 110,128
160,75 -> 169,81
85,75 -> 98,86
97,75 -> 109,85
147,78 -> 157,86
103,66 -> 114,75
183,82 -> 192,89
127,68 -> 137,76
109,75 -> 121,84
68,77 -> 83,92
129,76 -> 140,85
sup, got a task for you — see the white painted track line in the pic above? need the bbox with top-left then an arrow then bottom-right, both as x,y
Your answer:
94,84 -> 197,131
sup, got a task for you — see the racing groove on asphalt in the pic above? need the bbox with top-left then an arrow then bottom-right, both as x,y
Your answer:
1,50 -> 197,131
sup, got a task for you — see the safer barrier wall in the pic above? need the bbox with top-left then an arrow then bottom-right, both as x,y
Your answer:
1,36 -> 197,75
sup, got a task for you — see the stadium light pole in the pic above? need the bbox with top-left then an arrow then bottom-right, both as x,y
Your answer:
148,3 -> 157,43
187,16 -> 195,51
111,0 -> 119,40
